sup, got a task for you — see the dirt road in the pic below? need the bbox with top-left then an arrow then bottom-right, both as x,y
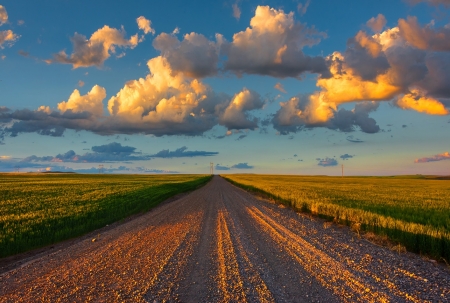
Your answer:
1,176 -> 449,302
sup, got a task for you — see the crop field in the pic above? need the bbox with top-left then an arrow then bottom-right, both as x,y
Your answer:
222,174 -> 450,261
0,173 -> 211,258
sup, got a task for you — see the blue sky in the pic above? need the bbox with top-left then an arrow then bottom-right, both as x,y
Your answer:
0,0 -> 449,175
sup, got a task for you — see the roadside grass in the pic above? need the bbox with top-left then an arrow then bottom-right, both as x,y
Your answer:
0,174 -> 211,258
222,174 -> 450,262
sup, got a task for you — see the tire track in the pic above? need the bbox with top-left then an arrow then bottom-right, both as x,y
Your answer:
216,210 -> 247,302
246,205 -> 391,302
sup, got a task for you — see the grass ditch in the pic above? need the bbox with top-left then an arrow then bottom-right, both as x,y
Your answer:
0,174 -> 212,258
222,175 -> 450,263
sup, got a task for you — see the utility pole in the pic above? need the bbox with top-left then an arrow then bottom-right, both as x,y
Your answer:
341,164 -> 344,177
210,162 -> 214,175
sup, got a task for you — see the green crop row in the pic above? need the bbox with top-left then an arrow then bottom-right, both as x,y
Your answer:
0,174 -> 211,258
222,174 -> 450,262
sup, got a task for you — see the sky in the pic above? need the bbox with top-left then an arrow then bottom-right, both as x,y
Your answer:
0,0 -> 450,175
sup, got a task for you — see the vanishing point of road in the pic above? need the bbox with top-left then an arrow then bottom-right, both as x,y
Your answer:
1,176 -> 449,302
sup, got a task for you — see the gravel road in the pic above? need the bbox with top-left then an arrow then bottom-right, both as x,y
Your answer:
1,176 -> 449,302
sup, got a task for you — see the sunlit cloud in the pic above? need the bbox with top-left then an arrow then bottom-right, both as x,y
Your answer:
218,88 -> 264,130
274,14 -> 450,132
406,0 -> 450,7
48,25 -> 141,68
366,14 -> 387,33
415,151 -> 450,163
106,56 -> 223,134
274,83 -> 287,93
57,85 -> 106,116
398,16 -> 450,51
394,89 -> 449,115
0,5 -> 8,25
232,1 -> 241,20
153,32 -> 221,78
0,6 -> 19,49
136,16 -> 155,35
222,5 -> 329,78
0,30 -> 18,48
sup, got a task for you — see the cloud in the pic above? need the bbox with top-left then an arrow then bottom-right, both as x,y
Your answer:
281,18 -> 450,129
297,0 -> 311,16
406,0 -> 450,7
218,88 -> 264,130
49,25 -> 140,68
150,146 -> 218,158
271,94 -> 334,134
232,2 -> 241,20
346,135 -> 364,143
153,32 -> 220,78
0,30 -> 19,48
274,82 -> 287,93
22,143 -> 148,163
136,16 -> 155,35
272,95 -> 380,134
222,5 -> 329,78
398,16 -> 450,51
231,162 -> 254,169
366,14 -> 387,33
78,80 -> 85,87
0,56 -> 252,138
105,56 -> 227,135
415,151 -> 450,163
0,5 -> 8,25
236,134 -> 247,140
393,89 -> 449,115
215,162 -> 254,170
91,142 -> 137,154
0,5 -> 20,48
57,85 -> 106,116
317,157 -> 338,166
329,102 -> 380,133
215,164 -> 231,170
340,154 -> 354,160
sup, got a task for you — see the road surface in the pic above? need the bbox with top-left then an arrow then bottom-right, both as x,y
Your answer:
1,176 -> 449,302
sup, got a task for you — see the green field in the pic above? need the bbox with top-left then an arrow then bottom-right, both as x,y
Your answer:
0,173 -> 211,258
222,174 -> 450,262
